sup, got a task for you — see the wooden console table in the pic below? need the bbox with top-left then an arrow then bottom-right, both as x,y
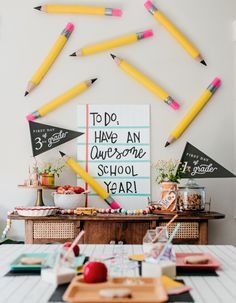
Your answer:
8,212 -> 225,245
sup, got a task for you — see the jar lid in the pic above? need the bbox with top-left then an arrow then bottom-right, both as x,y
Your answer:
179,178 -> 205,189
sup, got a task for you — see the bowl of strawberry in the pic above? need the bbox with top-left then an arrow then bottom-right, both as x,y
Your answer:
53,185 -> 86,209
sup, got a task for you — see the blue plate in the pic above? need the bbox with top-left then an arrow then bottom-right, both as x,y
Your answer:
10,253 -> 51,271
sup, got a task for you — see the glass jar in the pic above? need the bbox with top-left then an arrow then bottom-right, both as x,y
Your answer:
177,179 -> 205,211
158,182 -> 178,211
143,228 -> 168,261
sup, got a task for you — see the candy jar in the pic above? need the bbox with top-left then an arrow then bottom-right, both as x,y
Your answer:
177,179 -> 206,211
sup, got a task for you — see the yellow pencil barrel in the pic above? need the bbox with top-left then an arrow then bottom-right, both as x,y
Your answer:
120,60 -> 169,100
30,23 -> 74,86
144,1 -> 201,60
26,79 -> 96,121
38,82 -> 88,117
113,55 -> 179,110
46,5 -> 105,15
76,30 -> 153,56
171,78 -> 221,139
67,158 -> 109,200
155,12 -> 200,59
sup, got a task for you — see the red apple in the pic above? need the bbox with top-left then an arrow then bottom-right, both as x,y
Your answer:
74,186 -> 85,194
57,187 -> 65,194
63,242 -> 80,257
83,261 -> 107,283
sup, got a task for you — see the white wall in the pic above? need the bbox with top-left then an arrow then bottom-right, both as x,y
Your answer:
0,0 -> 235,244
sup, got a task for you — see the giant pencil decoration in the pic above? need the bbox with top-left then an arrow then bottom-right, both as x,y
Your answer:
111,54 -> 179,110
24,23 -> 74,96
144,1 -> 206,66
165,78 -> 221,146
34,4 -> 122,17
59,151 -> 121,209
26,79 -> 97,121
70,30 -> 153,56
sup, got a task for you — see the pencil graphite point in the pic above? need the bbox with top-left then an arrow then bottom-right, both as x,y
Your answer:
59,151 -> 66,157
24,91 -> 29,96
110,53 -> 116,59
34,6 -> 42,11
200,60 -> 207,66
70,52 -> 76,57
165,141 -> 170,147
91,78 -> 97,84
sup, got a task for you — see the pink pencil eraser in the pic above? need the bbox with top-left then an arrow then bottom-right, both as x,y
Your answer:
66,22 -> 74,33
112,9 -> 123,17
212,77 -> 221,88
170,100 -> 180,110
143,29 -> 154,38
110,201 -> 121,209
144,1 -> 153,10
26,114 -> 36,121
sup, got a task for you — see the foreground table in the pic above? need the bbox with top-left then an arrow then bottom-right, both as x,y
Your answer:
0,244 -> 235,303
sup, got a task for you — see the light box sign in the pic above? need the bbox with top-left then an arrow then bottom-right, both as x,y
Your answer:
177,142 -> 235,178
77,104 -> 151,209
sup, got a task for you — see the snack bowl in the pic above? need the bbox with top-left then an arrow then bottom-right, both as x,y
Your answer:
53,193 -> 86,209
15,206 -> 59,217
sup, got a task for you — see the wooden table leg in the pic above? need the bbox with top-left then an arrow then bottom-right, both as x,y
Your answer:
199,221 -> 208,244
25,220 -> 34,244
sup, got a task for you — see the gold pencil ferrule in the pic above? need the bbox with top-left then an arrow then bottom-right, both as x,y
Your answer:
61,28 -> 73,39
207,83 -> 218,94
146,3 -> 158,15
105,8 -> 113,16
164,96 -> 174,106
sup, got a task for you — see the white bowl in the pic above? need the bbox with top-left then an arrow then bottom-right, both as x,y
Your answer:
15,206 -> 59,217
53,193 -> 86,209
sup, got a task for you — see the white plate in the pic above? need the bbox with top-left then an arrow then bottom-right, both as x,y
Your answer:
15,206 -> 59,216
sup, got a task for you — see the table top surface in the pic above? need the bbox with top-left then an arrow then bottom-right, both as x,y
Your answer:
0,244 -> 235,303
8,211 -> 225,221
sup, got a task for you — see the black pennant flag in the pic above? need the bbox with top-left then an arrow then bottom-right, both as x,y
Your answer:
29,121 -> 84,156
177,142 -> 236,179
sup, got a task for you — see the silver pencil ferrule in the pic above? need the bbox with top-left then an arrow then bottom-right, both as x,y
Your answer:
105,8 -> 113,16
61,28 -> 73,39
207,83 -> 218,94
146,3 -> 158,15
105,195 -> 115,205
31,111 -> 41,119
164,96 -> 175,106
136,31 -> 147,40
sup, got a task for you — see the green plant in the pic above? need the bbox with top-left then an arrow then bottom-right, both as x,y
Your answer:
154,159 -> 182,184
36,159 -> 65,178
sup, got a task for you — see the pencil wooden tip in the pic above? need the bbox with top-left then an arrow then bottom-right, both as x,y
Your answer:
165,141 -> 170,147
34,6 -> 42,11
59,151 -> 65,157
200,60 -> 207,66
91,78 -> 97,84
110,54 -> 116,59
24,91 -> 29,96
70,52 -> 76,57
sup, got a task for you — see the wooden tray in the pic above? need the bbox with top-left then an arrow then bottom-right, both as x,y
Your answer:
63,276 -> 168,303
176,252 -> 221,270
